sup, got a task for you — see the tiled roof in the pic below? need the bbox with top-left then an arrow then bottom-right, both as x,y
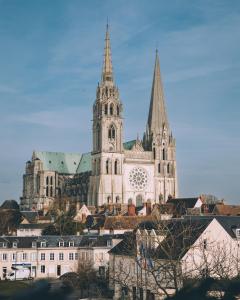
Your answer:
35,151 -> 82,174
104,216 -> 154,230
18,223 -> 48,229
213,204 -> 240,216
123,140 -> 136,150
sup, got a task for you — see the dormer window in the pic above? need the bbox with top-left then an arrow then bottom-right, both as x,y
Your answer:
0,242 -> 7,248
41,241 -> 47,248
236,229 -> 240,239
69,241 -> 74,247
59,241 -> 64,247
12,242 -> 18,248
32,241 -> 37,248
107,240 -> 112,247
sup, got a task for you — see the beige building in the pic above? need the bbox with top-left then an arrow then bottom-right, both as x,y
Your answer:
0,235 -> 122,280
20,25 -> 178,211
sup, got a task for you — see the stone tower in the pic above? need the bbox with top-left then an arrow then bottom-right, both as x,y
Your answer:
88,25 -> 124,206
143,50 -> 178,202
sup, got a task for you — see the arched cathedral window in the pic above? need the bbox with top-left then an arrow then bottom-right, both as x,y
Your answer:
158,163 -> 161,173
110,104 -> 114,115
162,148 -> 167,160
167,163 -> 171,174
46,177 -> 49,185
96,124 -> 101,149
46,186 -> 49,197
114,160 -> 119,175
104,104 -> 108,115
117,105 -> 120,116
108,125 -> 115,140
153,148 -> 156,159
106,160 -> 109,174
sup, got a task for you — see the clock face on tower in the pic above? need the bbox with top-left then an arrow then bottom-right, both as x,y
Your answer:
129,167 -> 148,191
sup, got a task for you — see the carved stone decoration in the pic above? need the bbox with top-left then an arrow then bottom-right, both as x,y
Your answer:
129,167 -> 148,191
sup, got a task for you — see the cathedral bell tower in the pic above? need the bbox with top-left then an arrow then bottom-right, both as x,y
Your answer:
88,25 -> 124,206
143,50 -> 178,202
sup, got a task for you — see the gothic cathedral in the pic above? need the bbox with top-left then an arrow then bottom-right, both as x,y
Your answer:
20,26 -> 178,211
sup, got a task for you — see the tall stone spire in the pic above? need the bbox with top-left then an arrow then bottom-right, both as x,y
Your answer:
101,23 -> 113,84
147,50 -> 168,135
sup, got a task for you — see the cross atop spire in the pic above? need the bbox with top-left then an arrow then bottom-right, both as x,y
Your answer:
147,50 -> 169,136
102,23 -> 113,84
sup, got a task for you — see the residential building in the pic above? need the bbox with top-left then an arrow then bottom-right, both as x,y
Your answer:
0,234 -> 122,280
109,216 -> 240,299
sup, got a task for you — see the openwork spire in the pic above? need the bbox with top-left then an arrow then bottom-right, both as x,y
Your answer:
147,50 -> 169,135
102,23 -> 113,84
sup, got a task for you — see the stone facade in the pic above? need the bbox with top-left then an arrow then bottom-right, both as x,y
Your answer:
20,25 -> 178,211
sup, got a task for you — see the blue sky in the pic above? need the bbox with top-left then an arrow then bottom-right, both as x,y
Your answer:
0,0 -> 239,204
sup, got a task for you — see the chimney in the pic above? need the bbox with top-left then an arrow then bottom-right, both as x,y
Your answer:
128,204 -> 136,216
146,202 -> 152,215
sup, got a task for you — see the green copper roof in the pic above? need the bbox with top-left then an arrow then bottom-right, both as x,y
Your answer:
123,140 -> 136,150
34,151 -> 82,174
76,152 -> 92,173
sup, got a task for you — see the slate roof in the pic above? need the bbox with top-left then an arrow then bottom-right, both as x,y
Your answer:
109,219 -> 212,260
0,200 -> 19,210
213,216 -> 240,239
109,232 -> 136,256
184,215 -> 240,239
21,211 -> 39,223
167,198 -> 199,208
34,151 -> 82,174
0,234 -> 123,249
79,234 -> 123,248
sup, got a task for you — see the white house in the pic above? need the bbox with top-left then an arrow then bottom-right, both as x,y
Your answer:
109,216 -> 240,300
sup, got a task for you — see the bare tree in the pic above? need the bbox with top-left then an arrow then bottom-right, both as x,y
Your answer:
110,217 -> 240,299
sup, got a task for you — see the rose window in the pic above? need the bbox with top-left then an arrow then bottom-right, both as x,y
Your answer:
129,167 -> 148,191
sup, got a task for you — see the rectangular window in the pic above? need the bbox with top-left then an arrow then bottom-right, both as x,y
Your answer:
50,253 -> 54,261
22,253 -> 27,261
69,253 -> 74,260
41,265 -> 45,273
75,253 -> 78,260
59,253 -> 64,260
31,253 -> 37,261
2,254 -> 7,261
236,229 -> 240,238
203,239 -> 207,250
32,242 -> 37,248
40,253 -> 45,260
99,266 -> 105,277
69,241 -> 74,247
59,241 -> 64,247
12,253 -> 16,261
41,242 -> 46,248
